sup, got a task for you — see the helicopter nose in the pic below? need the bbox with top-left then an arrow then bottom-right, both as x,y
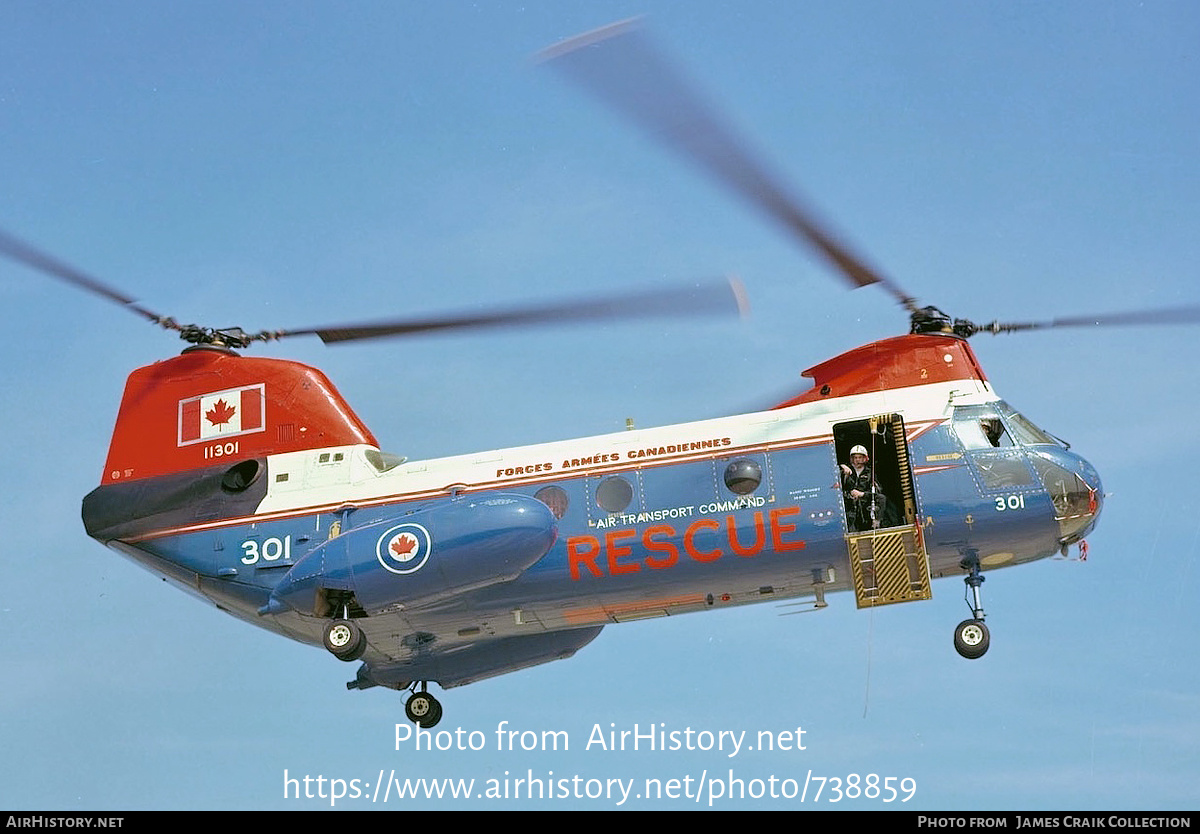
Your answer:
1030,448 -> 1103,543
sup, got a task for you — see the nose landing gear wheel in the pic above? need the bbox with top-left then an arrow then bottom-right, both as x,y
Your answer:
323,619 -> 367,662
954,619 -> 990,659
406,690 -> 443,728
954,552 -> 990,660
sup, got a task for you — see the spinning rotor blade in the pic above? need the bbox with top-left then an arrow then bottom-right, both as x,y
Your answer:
0,228 -> 175,331
271,277 -> 748,344
3,225 -> 743,349
540,19 -> 917,312
971,304 -> 1200,336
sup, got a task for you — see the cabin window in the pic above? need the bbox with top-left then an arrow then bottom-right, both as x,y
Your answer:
535,485 -> 570,519
595,476 -> 634,513
723,458 -> 762,495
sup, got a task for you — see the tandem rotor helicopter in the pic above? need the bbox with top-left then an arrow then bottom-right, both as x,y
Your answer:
6,21 -> 1199,730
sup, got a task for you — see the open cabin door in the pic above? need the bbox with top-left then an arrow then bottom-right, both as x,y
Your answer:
833,414 -> 931,609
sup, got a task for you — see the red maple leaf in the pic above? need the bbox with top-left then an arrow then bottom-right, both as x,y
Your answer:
205,398 -> 236,426
390,534 -> 417,558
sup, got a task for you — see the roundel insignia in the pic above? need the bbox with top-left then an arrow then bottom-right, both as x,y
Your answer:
376,523 -> 432,575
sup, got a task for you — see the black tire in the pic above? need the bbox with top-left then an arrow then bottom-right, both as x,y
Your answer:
954,619 -> 990,659
406,691 -> 441,726
420,699 -> 443,729
323,619 -> 365,661
337,629 -> 368,662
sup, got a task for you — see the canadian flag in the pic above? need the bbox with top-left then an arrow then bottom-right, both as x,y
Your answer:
178,384 -> 265,446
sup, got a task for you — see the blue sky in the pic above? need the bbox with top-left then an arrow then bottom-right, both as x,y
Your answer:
1,1 -> 1197,810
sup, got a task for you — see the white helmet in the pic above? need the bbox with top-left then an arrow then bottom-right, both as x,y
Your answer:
849,445 -> 869,458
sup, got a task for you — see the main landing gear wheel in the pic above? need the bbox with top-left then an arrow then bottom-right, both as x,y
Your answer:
323,619 -> 366,662
406,690 -> 443,729
954,619 -> 990,659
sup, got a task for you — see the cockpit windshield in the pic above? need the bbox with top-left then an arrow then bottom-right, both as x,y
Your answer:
995,401 -> 1061,447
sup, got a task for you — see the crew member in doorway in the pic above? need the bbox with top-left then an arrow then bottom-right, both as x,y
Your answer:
839,445 -> 897,531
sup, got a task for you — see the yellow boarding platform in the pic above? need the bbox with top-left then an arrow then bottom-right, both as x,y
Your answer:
846,525 -> 931,608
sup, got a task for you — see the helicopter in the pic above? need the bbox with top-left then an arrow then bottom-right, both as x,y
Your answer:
4,20 -> 1198,733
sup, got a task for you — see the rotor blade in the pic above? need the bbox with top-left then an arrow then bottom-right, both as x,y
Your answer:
268,277 -> 747,345
980,304 -> 1200,334
0,227 -> 172,328
539,19 -> 916,312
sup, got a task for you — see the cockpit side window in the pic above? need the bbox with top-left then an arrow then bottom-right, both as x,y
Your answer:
952,406 -> 1012,449
953,405 -> 1036,490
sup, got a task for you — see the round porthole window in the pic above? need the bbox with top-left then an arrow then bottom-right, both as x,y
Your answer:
595,476 -> 634,513
534,485 -> 570,519
723,459 -> 762,495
